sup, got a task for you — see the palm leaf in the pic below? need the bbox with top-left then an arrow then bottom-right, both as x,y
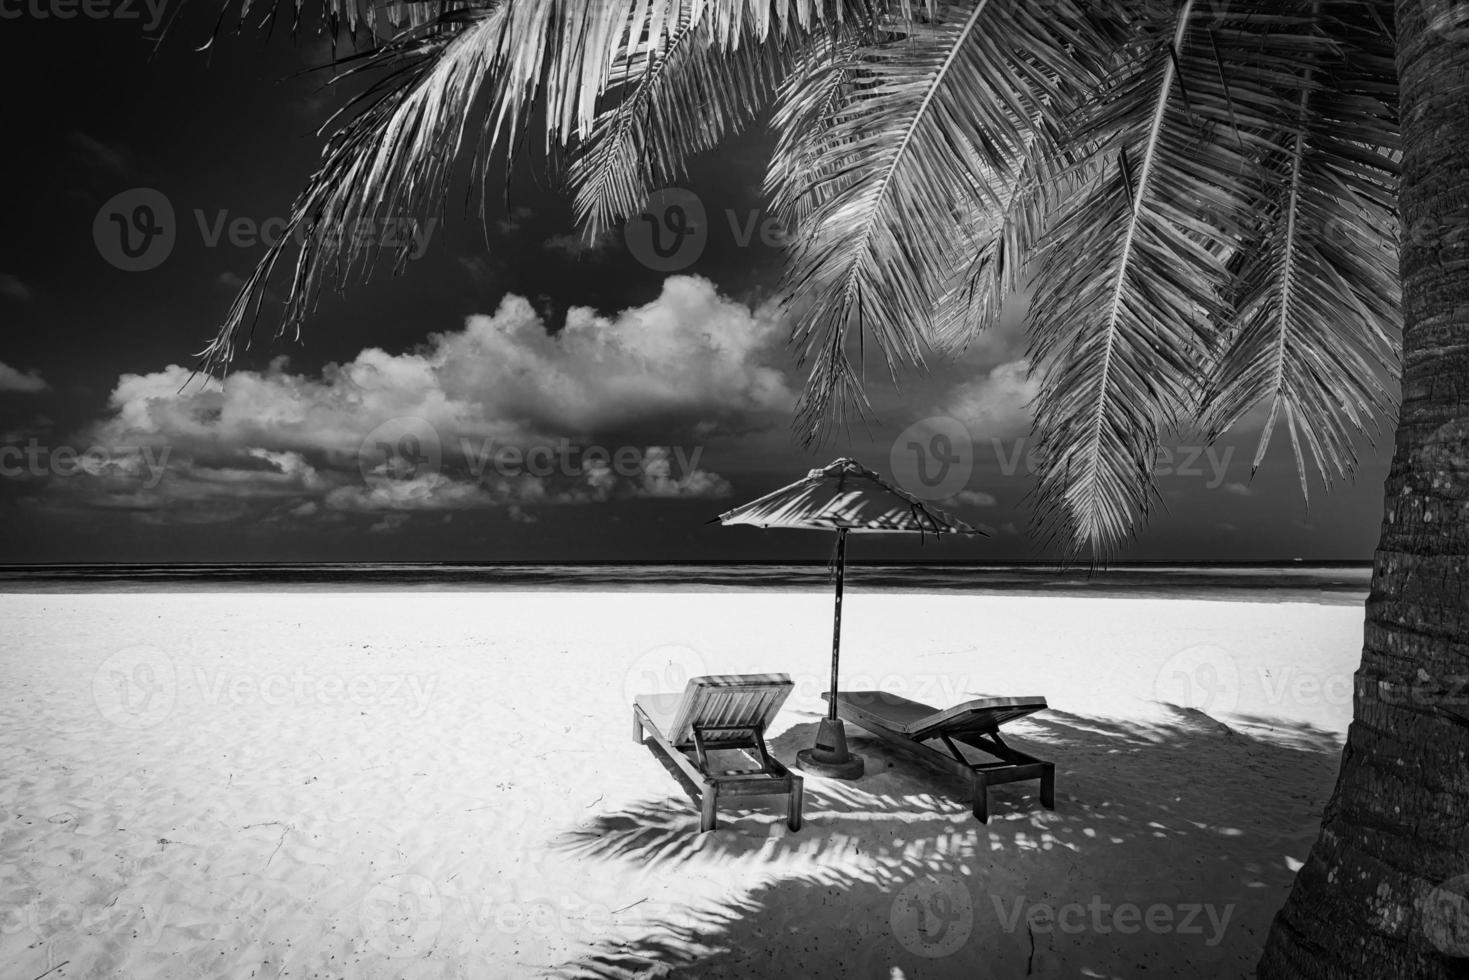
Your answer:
1026,0 -> 1333,556
764,16 -> 874,225
771,0 -> 1107,443
1202,0 -> 1400,501
199,0 -> 852,371
928,113 -> 1089,350
567,4 -> 791,238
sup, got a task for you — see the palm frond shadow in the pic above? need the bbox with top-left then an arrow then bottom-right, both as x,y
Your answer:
550,707 -> 1341,978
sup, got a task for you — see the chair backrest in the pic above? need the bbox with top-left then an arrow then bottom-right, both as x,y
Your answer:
666,673 -> 793,746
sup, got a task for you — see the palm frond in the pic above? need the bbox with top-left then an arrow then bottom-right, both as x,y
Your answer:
771,0 -> 1106,443
567,4 -> 790,238
1025,0 -> 1334,556
1202,0 -> 1400,501
928,113 -> 1090,350
764,17 -> 873,225
199,0 -> 854,371
200,7 -> 516,370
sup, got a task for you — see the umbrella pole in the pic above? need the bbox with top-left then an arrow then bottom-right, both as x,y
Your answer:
797,528 -> 864,779
828,528 -> 846,721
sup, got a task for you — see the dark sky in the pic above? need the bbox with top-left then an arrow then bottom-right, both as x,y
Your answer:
0,11 -> 1394,564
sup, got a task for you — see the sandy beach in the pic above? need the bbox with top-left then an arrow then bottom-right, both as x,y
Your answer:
1,590 -> 1363,978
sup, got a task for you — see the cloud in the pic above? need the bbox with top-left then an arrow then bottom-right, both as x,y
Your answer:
0,275 -> 31,303
68,131 -> 129,176
497,206 -> 536,236
944,489 -> 998,509
40,276 -> 776,527
542,227 -> 619,260
458,255 -> 502,285
942,359 -> 1038,438
0,361 -> 48,393
446,275 -> 794,433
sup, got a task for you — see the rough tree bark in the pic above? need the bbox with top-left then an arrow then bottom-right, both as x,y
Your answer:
1257,1 -> 1469,975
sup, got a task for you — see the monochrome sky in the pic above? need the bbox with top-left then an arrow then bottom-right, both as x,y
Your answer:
0,13 -> 1394,563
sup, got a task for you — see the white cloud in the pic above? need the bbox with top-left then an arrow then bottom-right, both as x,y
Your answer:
543,227 -> 619,259
53,277 -> 774,527
944,489 -> 998,509
0,360 -> 48,393
0,275 -> 31,303
943,359 -> 1038,438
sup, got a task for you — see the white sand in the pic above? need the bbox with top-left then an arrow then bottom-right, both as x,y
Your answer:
0,591 -> 1363,978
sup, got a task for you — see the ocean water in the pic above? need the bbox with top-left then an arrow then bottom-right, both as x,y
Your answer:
0,562 -> 1372,603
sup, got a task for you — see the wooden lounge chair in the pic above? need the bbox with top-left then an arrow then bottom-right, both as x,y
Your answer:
825,690 -> 1055,823
633,673 -> 804,832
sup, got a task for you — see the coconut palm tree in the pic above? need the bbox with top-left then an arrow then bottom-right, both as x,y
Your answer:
198,0 -> 1465,974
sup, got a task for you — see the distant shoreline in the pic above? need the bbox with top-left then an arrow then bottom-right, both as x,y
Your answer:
0,561 -> 1372,603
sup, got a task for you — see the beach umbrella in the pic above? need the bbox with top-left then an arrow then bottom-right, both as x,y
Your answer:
714,458 -> 985,779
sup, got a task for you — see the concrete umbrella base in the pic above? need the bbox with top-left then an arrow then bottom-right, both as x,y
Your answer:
797,717 -> 865,780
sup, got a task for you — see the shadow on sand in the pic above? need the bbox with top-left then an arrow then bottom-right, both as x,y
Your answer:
546,704 -> 1342,979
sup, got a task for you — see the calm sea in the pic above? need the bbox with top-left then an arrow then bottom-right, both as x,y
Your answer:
0,562 -> 1372,603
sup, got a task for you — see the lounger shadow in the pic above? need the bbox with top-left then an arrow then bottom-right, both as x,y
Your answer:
825,690 -> 1056,823
633,674 -> 804,833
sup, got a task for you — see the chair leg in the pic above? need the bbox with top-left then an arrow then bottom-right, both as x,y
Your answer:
1041,764 -> 1056,810
972,772 -> 990,824
632,710 -> 644,744
700,783 -> 718,832
787,776 -> 804,831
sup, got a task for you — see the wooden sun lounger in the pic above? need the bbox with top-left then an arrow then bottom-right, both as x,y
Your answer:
825,690 -> 1055,823
633,674 -> 804,833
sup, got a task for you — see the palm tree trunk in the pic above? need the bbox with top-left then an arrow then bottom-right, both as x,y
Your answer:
1257,1 -> 1469,975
